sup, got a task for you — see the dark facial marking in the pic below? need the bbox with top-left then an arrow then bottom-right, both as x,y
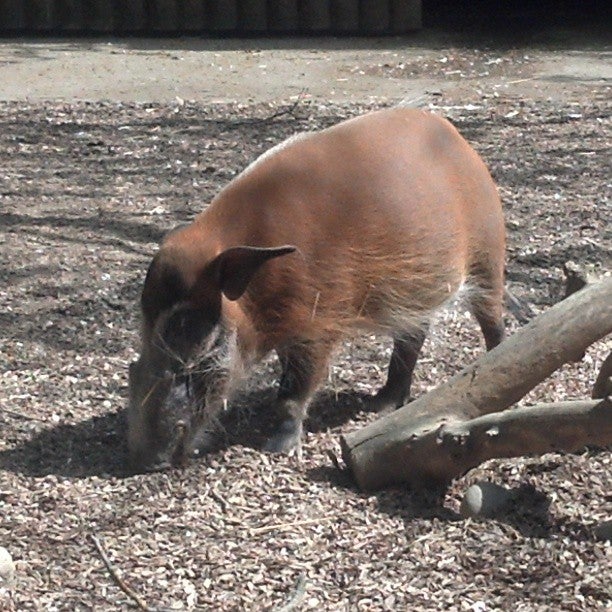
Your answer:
141,253 -> 189,330
159,307 -> 217,366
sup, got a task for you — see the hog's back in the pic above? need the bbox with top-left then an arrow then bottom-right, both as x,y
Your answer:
199,108 -> 505,347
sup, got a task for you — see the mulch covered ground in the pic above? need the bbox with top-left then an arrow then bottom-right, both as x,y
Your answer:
0,91 -> 610,610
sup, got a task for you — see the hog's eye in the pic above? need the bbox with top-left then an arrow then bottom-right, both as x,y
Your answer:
162,308 -> 212,357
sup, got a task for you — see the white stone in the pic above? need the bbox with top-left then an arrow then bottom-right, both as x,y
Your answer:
593,520 -> 612,541
460,481 -> 514,519
0,547 -> 15,585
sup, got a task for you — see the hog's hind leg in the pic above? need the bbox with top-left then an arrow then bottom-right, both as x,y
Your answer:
468,257 -> 506,352
470,288 -> 505,351
366,326 -> 427,412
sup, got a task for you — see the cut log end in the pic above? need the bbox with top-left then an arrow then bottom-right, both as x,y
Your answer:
592,351 -> 612,399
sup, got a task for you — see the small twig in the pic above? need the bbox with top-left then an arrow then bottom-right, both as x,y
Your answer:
139,377 -> 164,410
563,260 -> 590,299
275,574 -> 308,612
0,407 -> 45,422
310,291 -> 321,321
260,95 -> 305,122
90,535 -> 151,611
208,487 -> 258,513
229,91 -> 308,128
326,449 -> 344,472
504,288 -> 534,324
208,488 -> 229,512
504,76 -> 537,85
251,516 -> 336,535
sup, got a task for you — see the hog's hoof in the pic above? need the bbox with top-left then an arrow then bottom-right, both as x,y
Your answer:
264,420 -> 303,454
364,391 -> 412,414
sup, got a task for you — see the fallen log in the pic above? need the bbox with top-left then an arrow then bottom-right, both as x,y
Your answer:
340,277 -> 612,490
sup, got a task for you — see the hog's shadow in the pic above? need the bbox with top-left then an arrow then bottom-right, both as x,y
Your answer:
0,411 -> 128,478
0,387 -> 368,479
309,459 -> 599,540
213,387 -> 370,451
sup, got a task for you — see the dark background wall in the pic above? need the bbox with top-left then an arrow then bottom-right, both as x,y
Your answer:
425,0 -> 611,30
0,0 -> 609,34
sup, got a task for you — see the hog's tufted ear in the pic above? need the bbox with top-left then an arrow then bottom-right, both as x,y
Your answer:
209,245 -> 297,301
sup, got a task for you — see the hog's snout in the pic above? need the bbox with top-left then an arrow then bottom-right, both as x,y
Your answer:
127,360 -> 197,472
129,452 -> 172,474
127,340 -> 229,472
128,421 -> 191,473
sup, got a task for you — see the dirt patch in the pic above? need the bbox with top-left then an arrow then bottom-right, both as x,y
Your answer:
0,35 -> 610,104
357,47 -> 535,80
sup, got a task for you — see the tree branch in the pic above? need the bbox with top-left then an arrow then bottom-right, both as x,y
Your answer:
439,398 -> 611,481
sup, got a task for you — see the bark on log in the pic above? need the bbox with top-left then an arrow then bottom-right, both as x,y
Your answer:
341,277 -> 612,490
435,399 -> 611,482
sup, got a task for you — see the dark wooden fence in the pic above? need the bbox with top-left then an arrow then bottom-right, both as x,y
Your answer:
0,1 -> 422,33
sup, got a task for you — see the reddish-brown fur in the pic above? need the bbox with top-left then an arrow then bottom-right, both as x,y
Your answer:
127,107 -> 505,471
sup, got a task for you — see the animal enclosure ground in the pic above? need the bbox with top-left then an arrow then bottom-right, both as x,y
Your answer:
0,88 -> 611,608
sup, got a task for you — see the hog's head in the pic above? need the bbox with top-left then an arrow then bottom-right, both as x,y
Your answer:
127,243 -> 296,472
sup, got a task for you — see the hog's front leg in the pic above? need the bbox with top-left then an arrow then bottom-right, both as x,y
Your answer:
264,341 -> 334,454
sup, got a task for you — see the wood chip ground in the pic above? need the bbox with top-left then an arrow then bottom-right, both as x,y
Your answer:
0,91 -> 610,610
